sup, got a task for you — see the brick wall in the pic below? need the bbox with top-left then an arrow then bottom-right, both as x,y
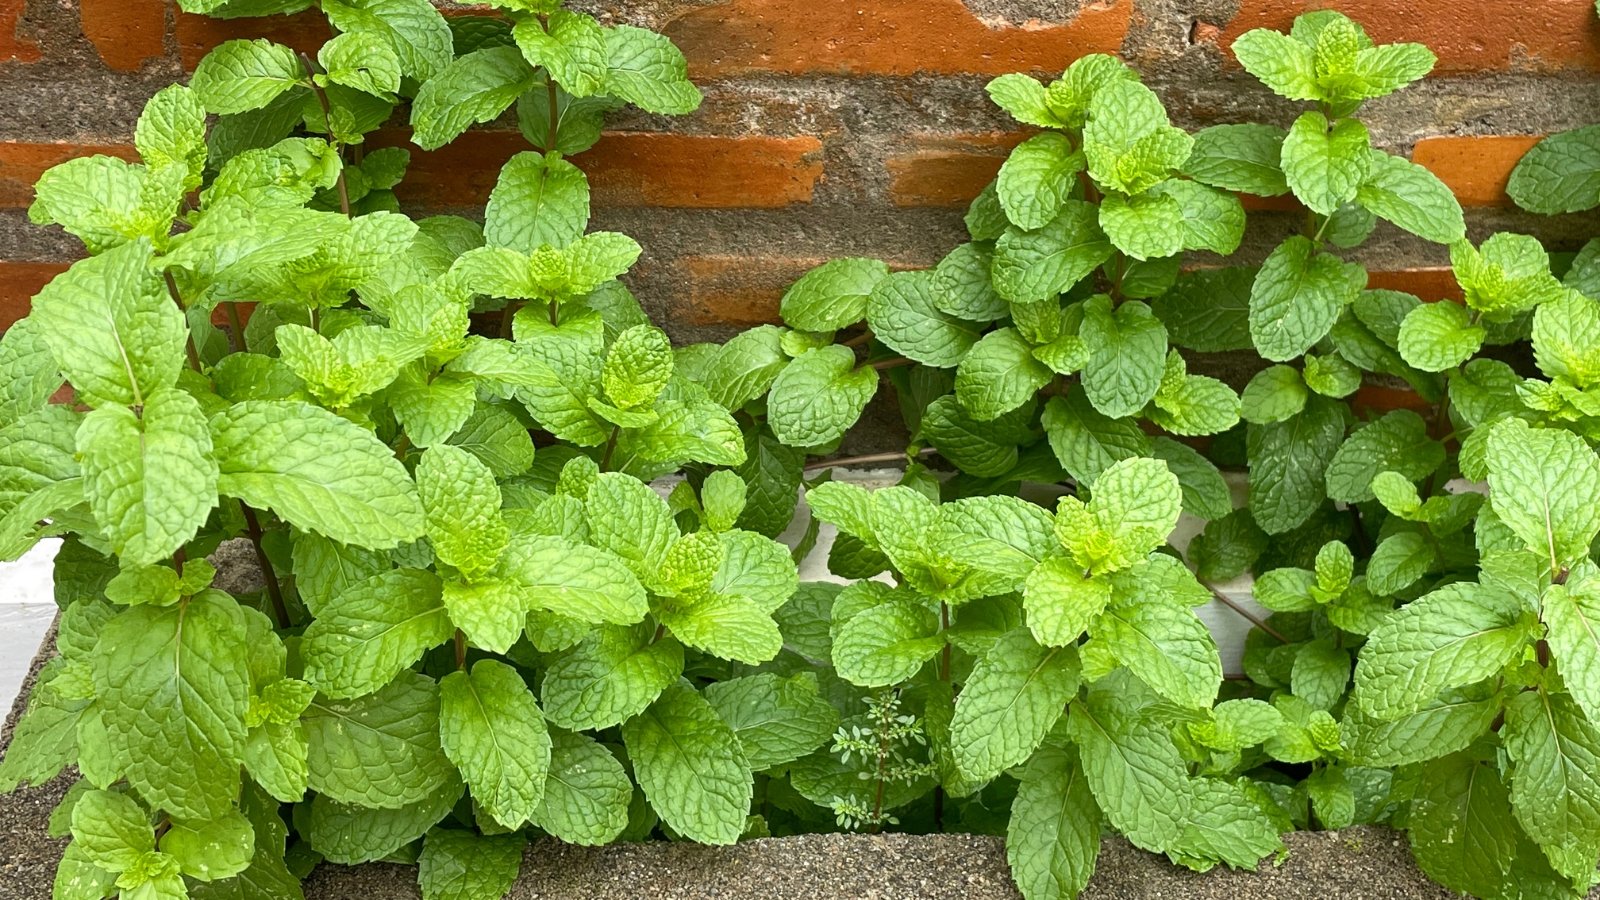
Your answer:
4,0 -> 1600,339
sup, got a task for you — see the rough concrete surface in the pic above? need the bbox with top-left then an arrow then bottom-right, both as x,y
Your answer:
6,632 -> 1598,899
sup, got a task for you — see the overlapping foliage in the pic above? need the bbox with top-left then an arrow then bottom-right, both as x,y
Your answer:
1,4 -> 1598,900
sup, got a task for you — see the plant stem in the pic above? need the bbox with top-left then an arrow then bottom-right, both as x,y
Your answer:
840,330 -> 874,349
546,72 -> 560,151
803,447 -> 936,472
455,629 -> 467,670
938,603 -> 951,681
500,300 -> 522,339
223,301 -> 246,353
869,356 -> 915,371
1206,583 -> 1289,644
161,270 -> 204,374
300,53 -> 351,217
598,425 -> 621,472
240,503 -> 290,629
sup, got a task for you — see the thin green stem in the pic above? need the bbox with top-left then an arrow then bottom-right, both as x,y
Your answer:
240,503 -> 290,629
1207,582 -> 1288,644
598,425 -> 621,472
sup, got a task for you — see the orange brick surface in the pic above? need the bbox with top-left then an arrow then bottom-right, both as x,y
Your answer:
662,0 -> 1134,77
82,0 -> 168,71
1412,135 -> 1545,207
394,131 -> 824,209
0,143 -> 139,208
0,262 -> 69,330
1,0 -> 39,63
1217,0 -> 1600,74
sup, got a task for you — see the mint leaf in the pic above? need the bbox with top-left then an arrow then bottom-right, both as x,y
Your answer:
323,0 -> 454,83
1485,419 -> 1600,570
1353,584 -> 1530,720
213,400 -> 425,549
1082,79 -> 1193,196
411,46 -> 537,150
951,628 -> 1080,781
986,73 -> 1068,128
191,40 -> 304,114
621,681 -> 751,845
992,202 -> 1114,303
954,327 -> 1052,421
31,241 -> 184,408
1397,301 -> 1485,371
1184,124 -> 1288,196
1281,112 -> 1371,215
833,595 -> 943,687
483,150 -> 589,254
513,10 -> 608,97
93,592 -> 251,820
1325,410 -> 1444,503
1168,778 -> 1285,872
1095,598 -> 1221,709
301,568 -> 450,700
530,729 -> 631,845
1098,190 -> 1184,261
1248,394 -> 1346,534
998,133 -> 1084,230
418,829 -> 523,900
499,531 -> 649,625
1357,150 -> 1466,243
1007,742 -> 1100,900
305,671 -> 456,808
1233,28 -> 1319,101
1409,751 -> 1521,898
1503,689 -> 1600,881
1545,578 -> 1600,724
779,258 -> 888,332
1080,295 -> 1167,419
766,345 -> 877,447
77,388 -> 216,567
1042,389 -> 1150,486
440,659 -> 552,830
1508,125 -> 1600,214
1345,689 -> 1501,766
418,444 -> 509,583
1067,697 -> 1191,851
703,672 -> 839,771
71,789 -> 152,872
603,24 -> 701,114
868,270 -> 981,368
1249,235 -> 1365,361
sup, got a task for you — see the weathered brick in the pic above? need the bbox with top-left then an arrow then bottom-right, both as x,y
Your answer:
0,261 -> 67,329
663,0 -> 1133,77
1,0 -> 40,63
81,0 -> 169,72
393,130 -> 824,209
1215,0 -> 1600,75
886,133 -> 1021,207
1367,267 -> 1462,301
1353,383 -> 1430,414
670,254 -> 824,327
175,9 -> 327,67
0,142 -> 138,208
1412,135 -> 1543,207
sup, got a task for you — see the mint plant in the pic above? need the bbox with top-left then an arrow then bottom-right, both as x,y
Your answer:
4,4 -> 1600,900
0,1 -> 817,898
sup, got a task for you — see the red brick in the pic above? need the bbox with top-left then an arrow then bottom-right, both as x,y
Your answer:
0,142 -> 139,208
175,8 -> 327,68
1352,384 -> 1430,415
175,4 -> 492,67
1,0 -> 39,63
1216,1 -> 1600,75
391,130 -> 824,209
81,0 -> 168,72
886,133 -> 1023,207
663,0 -> 1133,77
1366,267 -> 1462,302
673,255 -> 827,327
1413,135 -> 1543,207
671,254 -> 924,327
0,262 -> 69,330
